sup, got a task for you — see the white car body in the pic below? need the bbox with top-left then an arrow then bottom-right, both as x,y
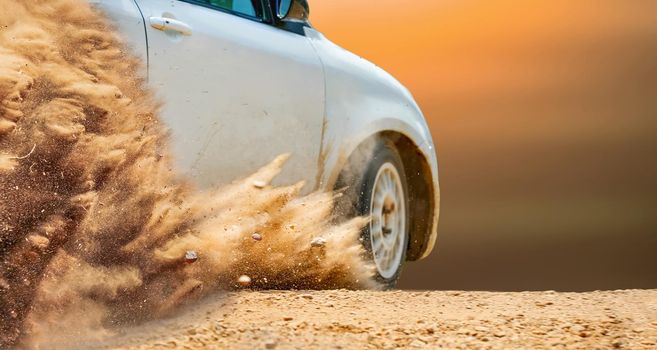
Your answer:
93,0 -> 439,261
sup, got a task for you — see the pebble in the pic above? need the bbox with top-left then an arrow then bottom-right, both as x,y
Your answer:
238,275 -> 252,287
253,180 -> 267,189
612,339 -> 624,348
185,251 -> 198,264
310,237 -> 327,247
535,301 -> 554,307
409,339 -> 426,348
252,233 -> 263,241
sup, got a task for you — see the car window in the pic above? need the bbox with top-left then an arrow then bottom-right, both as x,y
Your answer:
200,0 -> 259,18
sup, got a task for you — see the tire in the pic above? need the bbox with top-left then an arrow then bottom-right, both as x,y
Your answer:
335,139 -> 410,288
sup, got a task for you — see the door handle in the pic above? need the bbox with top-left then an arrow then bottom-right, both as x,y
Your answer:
149,17 -> 192,36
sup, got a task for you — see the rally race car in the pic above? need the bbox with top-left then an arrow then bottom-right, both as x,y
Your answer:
93,0 -> 440,285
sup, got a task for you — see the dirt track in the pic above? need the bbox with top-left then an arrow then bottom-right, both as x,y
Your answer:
91,290 -> 657,350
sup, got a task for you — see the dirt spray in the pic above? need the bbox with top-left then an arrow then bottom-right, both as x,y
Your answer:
0,1 -> 375,348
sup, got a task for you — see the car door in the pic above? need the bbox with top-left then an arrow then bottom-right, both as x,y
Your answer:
133,0 -> 326,191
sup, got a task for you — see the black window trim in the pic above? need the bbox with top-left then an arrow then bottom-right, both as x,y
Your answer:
176,0 -> 311,36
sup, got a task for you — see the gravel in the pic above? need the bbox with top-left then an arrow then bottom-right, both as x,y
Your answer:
94,290 -> 657,349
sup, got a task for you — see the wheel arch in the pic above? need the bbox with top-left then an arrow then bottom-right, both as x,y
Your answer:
329,130 -> 439,261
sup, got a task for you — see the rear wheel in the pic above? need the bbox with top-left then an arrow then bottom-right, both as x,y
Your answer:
336,140 -> 410,287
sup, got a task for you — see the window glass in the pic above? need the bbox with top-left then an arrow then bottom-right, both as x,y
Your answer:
205,0 -> 258,17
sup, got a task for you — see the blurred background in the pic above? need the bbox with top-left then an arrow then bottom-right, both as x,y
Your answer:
312,0 -> 657,291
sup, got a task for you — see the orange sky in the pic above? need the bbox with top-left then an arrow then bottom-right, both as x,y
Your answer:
311,1 -> 657,108
311,1 -> 657,290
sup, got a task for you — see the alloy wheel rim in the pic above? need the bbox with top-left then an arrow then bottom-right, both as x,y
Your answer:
369,162 -> 406,279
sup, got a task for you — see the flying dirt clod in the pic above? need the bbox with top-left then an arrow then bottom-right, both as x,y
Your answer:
0,0 -> 376,348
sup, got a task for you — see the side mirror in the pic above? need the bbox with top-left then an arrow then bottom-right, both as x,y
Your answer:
275,0 -> 309,21
277,0 -> 293,19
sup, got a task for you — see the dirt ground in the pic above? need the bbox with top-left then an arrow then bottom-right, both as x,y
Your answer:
90,289 -> 657,350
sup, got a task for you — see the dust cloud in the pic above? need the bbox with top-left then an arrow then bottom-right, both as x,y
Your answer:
0,1 -> 375,348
